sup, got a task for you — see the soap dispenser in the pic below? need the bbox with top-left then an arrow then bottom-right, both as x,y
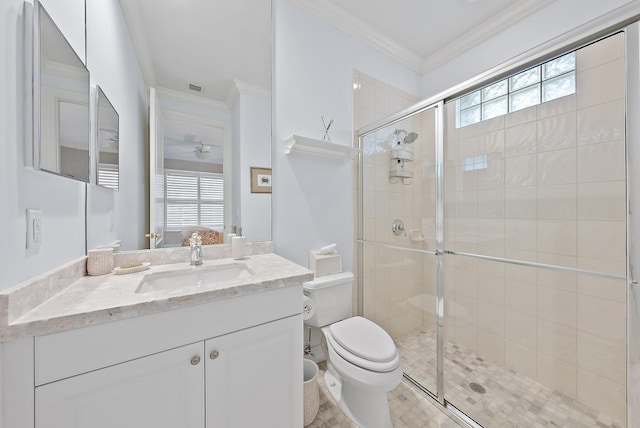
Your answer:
231,227 -> 246,260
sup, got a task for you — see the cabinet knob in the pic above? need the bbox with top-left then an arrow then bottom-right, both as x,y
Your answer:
191,355 -> 201,365
210,350 -> 219,360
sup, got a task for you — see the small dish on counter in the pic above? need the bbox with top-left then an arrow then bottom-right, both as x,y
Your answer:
113,262 -> 151,275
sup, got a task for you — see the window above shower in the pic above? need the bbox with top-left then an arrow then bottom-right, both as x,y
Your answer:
455,52 -> 576,128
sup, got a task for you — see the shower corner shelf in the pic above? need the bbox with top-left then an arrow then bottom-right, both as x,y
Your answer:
283,134 -> 358,160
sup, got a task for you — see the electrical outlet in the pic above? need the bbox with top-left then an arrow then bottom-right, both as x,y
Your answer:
26,209 -> 42,249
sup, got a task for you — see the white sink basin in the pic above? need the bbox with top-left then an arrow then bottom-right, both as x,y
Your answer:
136,264 -> 254,293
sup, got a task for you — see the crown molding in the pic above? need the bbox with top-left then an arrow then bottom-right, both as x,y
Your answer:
117,0 -> 157,87
421,0 -> 557,73
291,0 -> 558,77
156,87 -> 229,113
226,79 -> 272,110
289,0 -> 424,73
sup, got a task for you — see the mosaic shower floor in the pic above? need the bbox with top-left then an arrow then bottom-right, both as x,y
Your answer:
395,328 -> 624,428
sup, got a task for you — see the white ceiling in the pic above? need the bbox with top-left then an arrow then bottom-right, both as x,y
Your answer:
119,0 -> 555,104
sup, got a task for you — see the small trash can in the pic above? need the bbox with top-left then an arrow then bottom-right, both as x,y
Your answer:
303,359 -> 319,426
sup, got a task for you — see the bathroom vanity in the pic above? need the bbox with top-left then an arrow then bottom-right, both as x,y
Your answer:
0,250 -> 313,428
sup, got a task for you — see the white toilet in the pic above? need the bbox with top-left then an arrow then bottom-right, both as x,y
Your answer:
303,272 -> 402,428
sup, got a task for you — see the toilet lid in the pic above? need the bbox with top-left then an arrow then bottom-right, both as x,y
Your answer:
329,316 -> 397,364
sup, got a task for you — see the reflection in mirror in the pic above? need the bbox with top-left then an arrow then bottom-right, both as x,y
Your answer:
159,115 -> 226,248
96,86 -> 119,190
100,1 -> 272,250
36,2 -> 90,182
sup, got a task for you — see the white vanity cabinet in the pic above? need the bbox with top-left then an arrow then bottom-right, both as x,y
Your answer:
6,284 -> 303,428
36,342 -> 206,428
205,316 -> 301,427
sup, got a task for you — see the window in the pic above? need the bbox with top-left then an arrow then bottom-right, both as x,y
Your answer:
455,52 -> 576,128
165,170 -> 224,229
97,164 -> 119,190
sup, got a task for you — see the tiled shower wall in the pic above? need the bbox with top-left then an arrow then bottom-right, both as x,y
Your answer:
354,71 -> 439,338
443,33 -> 626,424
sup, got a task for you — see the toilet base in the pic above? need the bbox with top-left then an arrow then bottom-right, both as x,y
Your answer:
324,370 -> 393,428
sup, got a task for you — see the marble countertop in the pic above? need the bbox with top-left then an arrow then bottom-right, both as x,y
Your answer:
3,253 -> 313,340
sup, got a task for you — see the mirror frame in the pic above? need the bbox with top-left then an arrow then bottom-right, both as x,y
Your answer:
33,0 -> 91,183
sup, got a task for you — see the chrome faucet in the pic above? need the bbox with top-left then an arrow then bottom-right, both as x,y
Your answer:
189,232 -> 203,266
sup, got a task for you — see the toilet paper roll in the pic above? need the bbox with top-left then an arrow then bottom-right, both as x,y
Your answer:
303,296 -> 316,321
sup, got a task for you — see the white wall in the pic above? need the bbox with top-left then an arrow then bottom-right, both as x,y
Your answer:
0,0 -> 86,291
272,0 -> 422,271
1,0 -> 147,290
233,93 -> 272,242
86,0 -> 148,252
420,0 -> 636,98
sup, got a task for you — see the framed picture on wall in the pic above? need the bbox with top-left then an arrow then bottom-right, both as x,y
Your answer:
250,167 -> 272,193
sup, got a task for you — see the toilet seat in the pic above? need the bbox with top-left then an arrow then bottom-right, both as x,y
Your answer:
325,317 -> 400,373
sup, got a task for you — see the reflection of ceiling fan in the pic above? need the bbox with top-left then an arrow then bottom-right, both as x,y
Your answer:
194,141 -> 211,159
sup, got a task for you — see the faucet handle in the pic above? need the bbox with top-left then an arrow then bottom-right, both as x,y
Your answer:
189,232 -> 202,247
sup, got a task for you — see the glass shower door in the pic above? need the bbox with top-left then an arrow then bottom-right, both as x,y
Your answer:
441,33 -> 627,427
359,104 -> 440,395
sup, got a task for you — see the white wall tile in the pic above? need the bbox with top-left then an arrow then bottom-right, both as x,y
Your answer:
505,219 -> 537,252
537,111 -> 576,152
537,318 -> 577,364
505,122 -> 537,158
537,253 -> 577,293
577,220 -> 626,262
538,285 -> 576,328
576,33 -> 624,72
538,148 -> 576,185
577,331 -> 625,385
505,340 -> 537,379
505,309 -> 536,348
577,294 -> 625,342
505,154 -> 537,187
577,181 -> 626,221
478,301 -> 505,336
538,220 -> 577,256
577,99 -> 625,146
576,140 -> 625,183
577,270 -> 625,303
576,57 -> 625,109
478,189 -> 505,218
538,184 -> 576,220
537,352 -> 577,398
505,187 -> 537,219
505,278 -> 537,315
477,328 -> 505,365
577,368 -> 625,426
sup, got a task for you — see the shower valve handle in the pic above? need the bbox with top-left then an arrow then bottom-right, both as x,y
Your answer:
392,219 -> 406,237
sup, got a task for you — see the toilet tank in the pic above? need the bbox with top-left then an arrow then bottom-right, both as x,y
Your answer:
303,271 -> 353,327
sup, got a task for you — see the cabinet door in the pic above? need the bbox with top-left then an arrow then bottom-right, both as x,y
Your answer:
206,315 -> 303,427
36,342 -> 205,428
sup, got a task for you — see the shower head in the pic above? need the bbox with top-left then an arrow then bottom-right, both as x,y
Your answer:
404,132 -> 418,144
393,129 -> 419,145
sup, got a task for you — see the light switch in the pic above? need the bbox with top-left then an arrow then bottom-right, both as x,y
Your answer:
26,209 -> 42,249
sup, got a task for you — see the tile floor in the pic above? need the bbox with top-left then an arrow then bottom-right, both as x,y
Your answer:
394,328 -> 624,428
306,361 -> 461,428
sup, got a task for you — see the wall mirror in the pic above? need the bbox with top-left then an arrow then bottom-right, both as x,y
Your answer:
96,86 -> 119,191
115,0 -> 272,249
35,2 -> 90,182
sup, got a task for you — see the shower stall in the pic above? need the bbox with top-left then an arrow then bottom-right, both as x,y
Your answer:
357,28 -> 637,428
